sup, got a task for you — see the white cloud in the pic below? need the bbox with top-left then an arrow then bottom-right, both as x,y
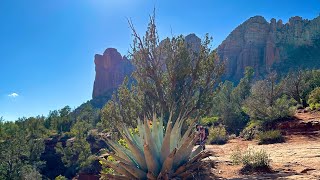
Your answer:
8,92 -> 19,98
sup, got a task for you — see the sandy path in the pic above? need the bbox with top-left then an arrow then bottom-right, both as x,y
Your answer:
207,135 -> 320,179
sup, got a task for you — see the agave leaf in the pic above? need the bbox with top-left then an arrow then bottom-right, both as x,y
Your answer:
106,139 -> 131,162
179,118 -> 198,147
121,125 -> 143,151
169,118 -> 180,151
160,148 -> 177,173
107,138 -> 142,167
144,143 -> 161,176
147,172 -> 157,180
102,115 -> 213,179
119,162 -> 147,179
100,159 -> 136,179
144,117 -> 160,163
174,161 -> 205,177
170,118 -> 185,151
122,124 -> 144,151
137,118 -> 145,140
173,132 -> 196,168
101,173 -> 130,180
108,154 -> 136,167
189,151 -> 212,164
131,133 -> 144,152
120,133 -> 148,171
190,145 -> 203,159
160,121 -> 173,164
151,114 -> 161,156
158,116 -> 164,147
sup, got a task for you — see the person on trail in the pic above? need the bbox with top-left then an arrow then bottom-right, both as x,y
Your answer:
196,124 -> 206,146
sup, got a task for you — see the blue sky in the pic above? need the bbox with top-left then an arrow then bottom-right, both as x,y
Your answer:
1,0 -> 319,121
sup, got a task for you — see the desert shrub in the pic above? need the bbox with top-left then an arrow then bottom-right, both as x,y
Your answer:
231,148 -> 271,172
100,155 -> 115,175
207,125 -> 228,145
310,103 -> 320,110
258,130 -> 284,145
244,74 -> 296,126
20,165 -> 42,180
308,87 -> 320,110
55,175 -> 68,180
240,120 -> 262,140
200,116 -> 219,126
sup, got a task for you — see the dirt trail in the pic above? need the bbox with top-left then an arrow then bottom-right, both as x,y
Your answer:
208,112 -> 320,180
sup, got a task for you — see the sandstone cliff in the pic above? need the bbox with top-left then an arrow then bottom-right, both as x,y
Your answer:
92,15 -> 320,97
217,15 -> 320,82
92,35 -> 200,99
92,48 -> 133,98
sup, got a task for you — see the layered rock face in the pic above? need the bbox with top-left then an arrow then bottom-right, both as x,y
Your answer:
93,15 -> 320,97
92,48 -> 133,98
217,15 -> 320,82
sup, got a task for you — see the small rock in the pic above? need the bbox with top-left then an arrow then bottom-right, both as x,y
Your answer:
300,168 -> 316,173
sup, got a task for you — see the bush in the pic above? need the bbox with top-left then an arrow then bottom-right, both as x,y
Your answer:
200,116 -> 219,126
258,130 -> 284,145
244,78 -> 296,124
55,175 -> 68,180
308,87 -> 320,110
310,103 -> 320,110
231,147 -> 271,173
240,120 -> 261,140
207,125 -> 228,145
100,155 -> 115,175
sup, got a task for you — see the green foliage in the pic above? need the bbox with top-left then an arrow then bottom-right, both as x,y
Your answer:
70,120 -> 93,139
0,117 -> 46,180
207,125 -> 228,145
200,116 -> 219,126
46,106 -> 72,134
281,69 -> 320,107
20,165 -> 42,180
99,156 -> 115,175
100,116 -> 213,179
117,138 -> 128,149
308,87 -> 320,110
55,175 -> 68,180
101,78 -> 143,132
240,120 -> 262,140
126,12 -> 224,125
258,130 -> 284,145
210,68 -> 253,134
273,38 -> 320,76
231,148 -> 271,171
244,73 -> 296,125
232,67 -> 255,105
54,120 -> 96,178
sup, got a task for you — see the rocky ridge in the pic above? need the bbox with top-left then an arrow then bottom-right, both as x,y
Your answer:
92,48 -> 133,98
217,15 -> 320,82
92,15 -> 320,96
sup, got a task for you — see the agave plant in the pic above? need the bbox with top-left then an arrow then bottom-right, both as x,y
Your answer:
99,115 -> 213,179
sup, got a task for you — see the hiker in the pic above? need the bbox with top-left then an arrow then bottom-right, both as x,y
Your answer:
196,124 -> 207,147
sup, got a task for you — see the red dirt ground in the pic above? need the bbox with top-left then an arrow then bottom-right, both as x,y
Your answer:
207,111 -> 320,180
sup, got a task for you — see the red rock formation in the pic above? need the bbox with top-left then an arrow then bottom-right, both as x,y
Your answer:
92,48 -> 133,98
217,15 -> 320,82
